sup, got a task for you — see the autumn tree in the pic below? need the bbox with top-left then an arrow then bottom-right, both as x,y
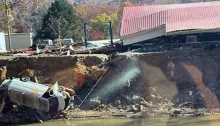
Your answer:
90,13 -> 118,39
0,2 -> 6,32
75,3 -> 87,22
88,30 -> 105,40
118,2 -> 134,19
75,3 -> 119,40
13,0 -> 51,33
75,4 -> 118,22
0,1 -> 14,32
35,0 -> 81,41
0,0 -> 51,33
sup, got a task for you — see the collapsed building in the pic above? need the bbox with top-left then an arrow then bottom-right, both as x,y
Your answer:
120,1 -> 220,51
1,1 -> 220,125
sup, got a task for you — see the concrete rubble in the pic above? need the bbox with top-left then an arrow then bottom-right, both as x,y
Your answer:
0,50 -> 220,124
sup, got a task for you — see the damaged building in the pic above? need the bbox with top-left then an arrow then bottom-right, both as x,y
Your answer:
120,1 -> 220,51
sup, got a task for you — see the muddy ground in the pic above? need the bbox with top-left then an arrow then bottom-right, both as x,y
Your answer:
1,50 -> 220,124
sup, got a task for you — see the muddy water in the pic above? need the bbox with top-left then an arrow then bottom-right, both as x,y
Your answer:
23,115 -> 220,126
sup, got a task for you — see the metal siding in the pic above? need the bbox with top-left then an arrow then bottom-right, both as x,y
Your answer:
5,33 -> 33,51
123,26 -> 165,46
121,1 -> 220,37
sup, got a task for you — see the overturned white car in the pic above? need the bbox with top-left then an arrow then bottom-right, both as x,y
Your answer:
0,77 -> 74,113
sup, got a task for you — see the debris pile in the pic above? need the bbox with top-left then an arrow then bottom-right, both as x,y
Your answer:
0,77 -> 75,124
0,55 -> 107,124
0,50 -> 220,124
73,50 -> 220,118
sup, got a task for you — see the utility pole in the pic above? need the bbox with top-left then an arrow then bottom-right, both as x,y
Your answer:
109,21 -> 113,48
5,0 -> 12,51
84,23 -> 87,48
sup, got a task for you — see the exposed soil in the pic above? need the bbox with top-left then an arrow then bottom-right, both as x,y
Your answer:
1,50 -> 220,124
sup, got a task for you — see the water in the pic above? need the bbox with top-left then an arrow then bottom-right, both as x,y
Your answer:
22,115 -> 220,126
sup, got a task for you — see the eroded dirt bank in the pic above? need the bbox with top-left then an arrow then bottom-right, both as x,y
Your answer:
1,50 -> 220,124
0,54 -> 108,89
73,50 -> 220,119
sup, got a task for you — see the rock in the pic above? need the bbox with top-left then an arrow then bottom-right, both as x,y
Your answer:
114,100 -> 121,106
88,66 -> 105,80
131,95 -> 144,103
149,87 -> 156,92
169,109 -> 181,117
19,69 -> 35,78
179,102 -> 191,108
141,101 -> 153,107
90,99 -> 101,108
83,56 -> 103,67
0,66 -> 7,83
139,105 -> 144,112
73,63 -> 87,74
130,105 -> 144,112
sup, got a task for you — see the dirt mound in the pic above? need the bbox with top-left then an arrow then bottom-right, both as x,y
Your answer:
19,69 -> 35,77
0,56 -> 107,89
83,56 -> 104,67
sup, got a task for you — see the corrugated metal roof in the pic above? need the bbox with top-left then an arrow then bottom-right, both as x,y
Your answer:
120,1 -> 220,37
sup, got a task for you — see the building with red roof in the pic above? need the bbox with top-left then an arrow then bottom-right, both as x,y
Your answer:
120,1 -> 220,50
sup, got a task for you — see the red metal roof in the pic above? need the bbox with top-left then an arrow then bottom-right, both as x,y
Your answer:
120,1 -> 220,37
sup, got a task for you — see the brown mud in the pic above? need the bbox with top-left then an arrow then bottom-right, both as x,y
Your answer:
1,50 -> 220,124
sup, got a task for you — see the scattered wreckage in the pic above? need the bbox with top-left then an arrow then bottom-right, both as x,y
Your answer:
0,77 -> 74,123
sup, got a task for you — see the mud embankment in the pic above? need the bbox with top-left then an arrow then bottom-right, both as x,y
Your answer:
0,55 -> 107,89
72,50 -> 220,119
1,50 -> 220,124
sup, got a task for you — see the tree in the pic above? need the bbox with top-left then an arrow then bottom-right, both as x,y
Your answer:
90,13 -> 118,39
0,1 -> 14,32
35,0 -> 81,41
88,30 -> 105,40
118,1 -> 134,19
75,3 -> 87,22
153,0 -> 177,4
117,2 -> 134,35
0,0 -> 52,33
13,19 -> 31,33
75,4 -> 118,22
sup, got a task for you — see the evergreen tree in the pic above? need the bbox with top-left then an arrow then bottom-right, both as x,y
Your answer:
34,0 -> 81,41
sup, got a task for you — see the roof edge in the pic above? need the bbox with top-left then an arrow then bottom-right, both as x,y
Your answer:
166,28 -> 220,36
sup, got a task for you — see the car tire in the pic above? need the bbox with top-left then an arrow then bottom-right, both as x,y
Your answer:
20,76 -> 31,82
